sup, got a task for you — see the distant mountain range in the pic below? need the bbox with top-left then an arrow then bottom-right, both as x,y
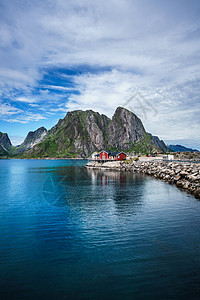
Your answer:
1,107 -> 172,158
15,127 -> 47,153
168,144 -> 199,152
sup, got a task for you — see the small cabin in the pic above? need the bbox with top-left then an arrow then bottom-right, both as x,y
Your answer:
99,151 -> 109,160
116,152 -> 127,161
96,150 -> 128,161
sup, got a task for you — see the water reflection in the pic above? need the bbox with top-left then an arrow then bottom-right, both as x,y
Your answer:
1,160 -> 200,300
39,165 -> 147,219
89,169 -> 127,187
86,168 -> 146,216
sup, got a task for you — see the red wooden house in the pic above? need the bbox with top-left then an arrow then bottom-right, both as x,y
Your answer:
99,151 -> 109,160
116,152 -> 127,161
95,151 -> 128,161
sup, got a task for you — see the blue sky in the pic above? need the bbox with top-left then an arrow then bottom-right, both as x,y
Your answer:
0,0 -> 200,149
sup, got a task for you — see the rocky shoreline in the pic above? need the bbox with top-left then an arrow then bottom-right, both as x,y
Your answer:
86,160 -> 200,199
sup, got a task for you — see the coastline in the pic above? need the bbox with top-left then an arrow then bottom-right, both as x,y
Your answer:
86,160 -> 200,199
0,157 -> 87,160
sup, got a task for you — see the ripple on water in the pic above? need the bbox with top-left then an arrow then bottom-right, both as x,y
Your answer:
0,159 -> 200,299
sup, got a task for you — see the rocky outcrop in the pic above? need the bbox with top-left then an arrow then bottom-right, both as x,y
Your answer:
148,133 -> 170,153
17,127 -> 47,153
86,160 -> 200,199
107,107 -> 146,149
24,107 -> 167,158
172,151 -> 200,161
0,132 -> 12,152
26,110 -> 110,158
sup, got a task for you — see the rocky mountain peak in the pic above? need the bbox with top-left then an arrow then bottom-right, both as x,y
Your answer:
107,106 -> 146,149
23,106 -> 168,158
18,127 -> 47,153
0,132 -> 12,151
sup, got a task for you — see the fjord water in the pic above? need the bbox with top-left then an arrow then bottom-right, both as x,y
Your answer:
0,159 -> 200,300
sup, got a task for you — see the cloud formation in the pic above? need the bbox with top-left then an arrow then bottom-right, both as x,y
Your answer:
0,100 -> 22,116
0,0 -> 200,147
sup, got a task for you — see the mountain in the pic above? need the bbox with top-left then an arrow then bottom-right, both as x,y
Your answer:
16,127 -> 47,153
148,133 -> 170,153
0,145 -> 9,156
0,132 -> 12,153
168,144 -> 199,152
23,107 -> 168,158
107,107 -> 146,148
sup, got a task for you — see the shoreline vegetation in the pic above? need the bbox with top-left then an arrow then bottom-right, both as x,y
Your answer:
86,160 -> 200,199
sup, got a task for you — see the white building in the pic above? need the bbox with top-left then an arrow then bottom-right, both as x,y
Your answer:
167,154 -> 174,160
91,151 -> 98,160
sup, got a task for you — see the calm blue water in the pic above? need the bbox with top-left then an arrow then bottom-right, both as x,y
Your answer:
0,159 -> 200,300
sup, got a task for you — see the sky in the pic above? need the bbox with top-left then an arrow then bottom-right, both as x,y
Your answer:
0,0 -> 200,149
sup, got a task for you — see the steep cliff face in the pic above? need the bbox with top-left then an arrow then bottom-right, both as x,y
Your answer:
0,132 -> 12,152
16,127 -> 47,153
107,107 -> 146,149
26,110 -> 110,157
148,133 -> 170,153
23,107 -> 168,158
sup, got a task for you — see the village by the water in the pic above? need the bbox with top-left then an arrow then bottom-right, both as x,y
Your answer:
86,150 -> 200,199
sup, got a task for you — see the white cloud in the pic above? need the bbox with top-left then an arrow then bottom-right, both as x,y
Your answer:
10,135 -> 25,146
1,0 -> 200,89
29,103 -> 39,107
15,96 -> 38,103
66,69 -> 200,143
0,98 -> 46,123
66,70 -> 135,116
0,100 -> 22,116
24,113 -> 46,122
41,85 -> 76,91
3,113 -> 46,124
0,0 -> 199,145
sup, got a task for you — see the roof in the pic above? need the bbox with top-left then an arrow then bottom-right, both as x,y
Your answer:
97,150 -> 127,156
117,151 -> 127,155
108,151 -> 119,156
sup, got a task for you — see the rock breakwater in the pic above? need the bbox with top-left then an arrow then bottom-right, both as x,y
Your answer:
86,160 -> 200,199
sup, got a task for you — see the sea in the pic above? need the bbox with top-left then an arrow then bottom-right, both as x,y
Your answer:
0,159 -> 200,300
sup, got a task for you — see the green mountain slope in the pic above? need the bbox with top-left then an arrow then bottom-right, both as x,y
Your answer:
22,107 -> 167,158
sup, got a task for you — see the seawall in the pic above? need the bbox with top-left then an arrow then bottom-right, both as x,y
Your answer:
86,160 -> 200,199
